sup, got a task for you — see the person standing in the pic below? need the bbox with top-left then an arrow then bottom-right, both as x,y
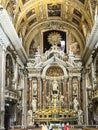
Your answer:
62,123 -> 64,130
41,124 -> 45,130
44,123 -> 48,130
49,123 -> 52,130
64,123 -> 69,130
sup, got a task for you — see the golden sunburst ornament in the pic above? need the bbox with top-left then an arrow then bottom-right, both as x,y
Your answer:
48,32 -> 62,45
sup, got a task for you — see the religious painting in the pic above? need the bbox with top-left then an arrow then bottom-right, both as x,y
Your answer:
29,40 -> 37,57
47,4 -> 61,17
69,42 -> 80,56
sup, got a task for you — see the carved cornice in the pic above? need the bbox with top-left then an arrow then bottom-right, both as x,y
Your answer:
0,6 -> 28,64
0,26 -> 10,51
82,15 -> 98,64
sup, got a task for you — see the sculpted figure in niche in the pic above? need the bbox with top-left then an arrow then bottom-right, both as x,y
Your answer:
52,80 -> 58,91
27,110 -> 32,125
33,83 -> 37,96
52,80 -> 59,98
73,97 -> 79,112
68,48 -> 75,65
73,85 -> 77,95
32,97 -> 37,113
78,109 -> 83,125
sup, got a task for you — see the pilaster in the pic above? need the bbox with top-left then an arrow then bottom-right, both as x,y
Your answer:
69,77 -> 73,109
0,40 -> 6,130
63,79 -> 67,108
42,79 -> 46,109
37,78 -> 41,110
21,70 -> 28,128
29,78 -> 32,109
78,77 -> 81,108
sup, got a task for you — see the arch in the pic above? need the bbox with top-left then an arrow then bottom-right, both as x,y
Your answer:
24,20 -> 85,56
41,63 -> 68,79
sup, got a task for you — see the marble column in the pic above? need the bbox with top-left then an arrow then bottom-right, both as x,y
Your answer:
59,80 -> 61,95
0,42 -> 6,130
14,62 -> 18,90
78,77 -> 81,108
42,79 -> 46,109
29,78 -> 32,109
63,79 -> 67,108
86,70 -> 89,125
91,57 -> 96,88
23,71 -> 28,128
37,78 -> 41,110
22,71 -> 28,128
69,77 -> 73,109
20,71 -> 24,128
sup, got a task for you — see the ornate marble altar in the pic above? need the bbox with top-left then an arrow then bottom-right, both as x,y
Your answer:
27,45 -> 82,125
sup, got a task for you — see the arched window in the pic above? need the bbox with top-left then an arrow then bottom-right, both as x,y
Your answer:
5,54 -> 14,88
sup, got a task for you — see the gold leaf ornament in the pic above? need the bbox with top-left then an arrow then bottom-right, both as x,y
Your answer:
48,32 -> 62,45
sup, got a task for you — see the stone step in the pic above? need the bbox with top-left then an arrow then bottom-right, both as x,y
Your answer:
82,127 -> 98,130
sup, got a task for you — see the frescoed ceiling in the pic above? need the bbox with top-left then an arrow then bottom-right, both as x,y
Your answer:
1,0 -> 97,57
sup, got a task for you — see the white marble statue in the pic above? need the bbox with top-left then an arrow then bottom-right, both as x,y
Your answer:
33,83 -> 37,96
73,97 -> 79,111
78,109 -> 83,125
68,48 -> 75,65
32,97 -> 37,112
52,80 -> 58,91
27,110 -> 33,125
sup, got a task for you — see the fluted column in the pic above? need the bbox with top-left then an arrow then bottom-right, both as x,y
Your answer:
69,77 -> 73,109
78,77 -> 81,108
37,78 -> 41,110
0,42 -> 6,130
29,78 -> 32,109
63,79 -> 67,108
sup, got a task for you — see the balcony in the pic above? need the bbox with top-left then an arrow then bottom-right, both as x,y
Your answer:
5,89 -> 18,102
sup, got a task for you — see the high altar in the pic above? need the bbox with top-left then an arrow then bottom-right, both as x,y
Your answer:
27,43 -> 83,125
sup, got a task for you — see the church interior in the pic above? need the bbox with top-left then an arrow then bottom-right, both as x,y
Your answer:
0,0 -> 98,130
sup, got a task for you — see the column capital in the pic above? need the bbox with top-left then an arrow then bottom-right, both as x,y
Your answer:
37,76 -> 41,80
29,77 -> 32,81
77,76 -> 81,79
64,78 -> 68,82
69,77 -> 72,81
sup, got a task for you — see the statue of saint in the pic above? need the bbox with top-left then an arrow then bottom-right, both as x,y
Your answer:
32,97 -> 37,112
52,80 -> 58,91
33,83 -> 37,96
73,97 -> 79,111
78,109 -> 83,125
